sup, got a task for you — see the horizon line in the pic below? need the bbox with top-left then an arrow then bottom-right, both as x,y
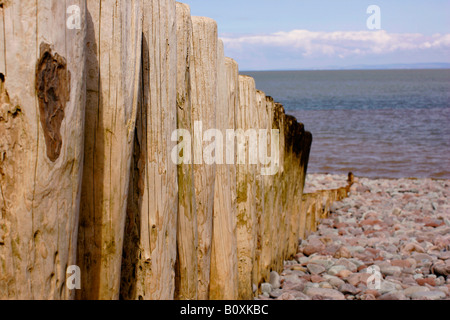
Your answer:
241,66 -> 450,73
240,62 -> 450,72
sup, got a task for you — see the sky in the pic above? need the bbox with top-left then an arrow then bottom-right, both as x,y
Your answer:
181,0 -> 450,70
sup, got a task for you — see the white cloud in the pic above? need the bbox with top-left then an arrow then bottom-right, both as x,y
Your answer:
221,30 -> 450,59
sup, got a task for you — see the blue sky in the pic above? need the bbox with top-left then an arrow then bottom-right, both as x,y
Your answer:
182,0 -> 450,70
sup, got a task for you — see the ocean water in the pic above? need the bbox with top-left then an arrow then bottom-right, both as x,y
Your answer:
244,69 -> 450,179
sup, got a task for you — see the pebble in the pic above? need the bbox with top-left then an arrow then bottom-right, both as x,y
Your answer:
338,269 -> 353,279
309,257 -> 335,270
328,265 -> 349,276
269,289 -> 284,299
297,257 -> 310,265
380,266 -> 403,276
339,283 -> 359,295
290,265 -> 307,273
261,283 -> 272,294
378,291 -> 408,300
432,263 -> 450,276
380,281 -> 400,295
304,288 -> 346,300
327,276 -> 346,288
347,274 -> 363,287
335,259 -> 358,272
335,246 -> 352,259
270,271 -> 281,289
437,286 -> 449,295
302,245 -> 324,257
404,286 -> 430,297
416,278 -> 436,287
283,274 -> 304,286
319,282 -> 334,289
307,264 -> 326,275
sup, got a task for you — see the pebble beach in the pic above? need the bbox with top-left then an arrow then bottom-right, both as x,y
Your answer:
257,174 -> 450,300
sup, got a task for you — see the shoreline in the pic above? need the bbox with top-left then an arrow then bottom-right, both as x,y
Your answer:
307,172 -> 450,183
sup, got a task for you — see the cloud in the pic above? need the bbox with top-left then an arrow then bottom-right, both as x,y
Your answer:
221,29 -> 450,59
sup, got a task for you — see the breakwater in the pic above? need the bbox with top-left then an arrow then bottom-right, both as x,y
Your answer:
0,0 -> 348,300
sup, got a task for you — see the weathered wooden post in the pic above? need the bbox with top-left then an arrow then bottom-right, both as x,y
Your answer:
298,131 -> 312,241
283,116 -> 295,261
260,96 -> 276,284
0,0 -> 86,300
190,16 -> 218,300
253,90 -> 267,289
236,75 -> 258,299
210,44 -> 239,300
299,194 -> 309,240
285,117 -> 306,259
120,0 -> 178,300
173,2 -> 199,301
271,103 -> 285,273
77,0 -> 143,300
293,128 -> 312,246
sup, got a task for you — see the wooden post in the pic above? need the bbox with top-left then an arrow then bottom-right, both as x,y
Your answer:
260,96 -> 276,284
285,118 -> 307,260
299,194 -> 309,240
313,194 -> 321,232
283,116 -> 295,260
174,2 -> 198,301
253,90 -> 267,289
120,0 -> 178,300
305,194 -> 315,236
271,103 -> 285,273
298,130 -> 312,241
222,57 -> 240,298
77,0 -> 143,300
0,0 -> 86,300
209,44 -> 239,300
236,75 -> 258,300
190,16 -> 218,300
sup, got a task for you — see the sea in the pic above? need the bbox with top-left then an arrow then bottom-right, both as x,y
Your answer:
244,69 -> 450,179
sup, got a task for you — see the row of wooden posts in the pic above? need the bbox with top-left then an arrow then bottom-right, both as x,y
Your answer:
0,0 -> 351,300
301,186 -> 352,239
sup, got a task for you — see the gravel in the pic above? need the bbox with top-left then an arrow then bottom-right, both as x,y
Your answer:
257,174 -> 450,301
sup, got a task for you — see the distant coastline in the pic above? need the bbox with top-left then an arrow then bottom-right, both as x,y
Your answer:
241,63 -> 450,72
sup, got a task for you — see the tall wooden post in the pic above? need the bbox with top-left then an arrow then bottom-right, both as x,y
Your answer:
120,0 -> 178,301
174,2 -> 198,301
236,75 -> 258,299
0,0 -> 86,300
190,16 -> 218,300
210,45 -> 239,300
77,0 -> 143,300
